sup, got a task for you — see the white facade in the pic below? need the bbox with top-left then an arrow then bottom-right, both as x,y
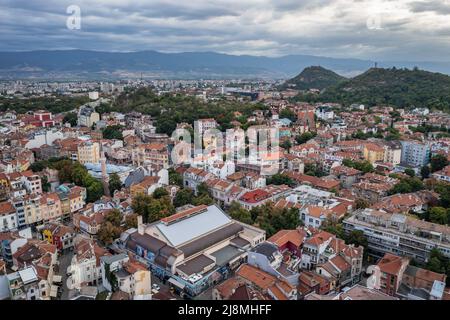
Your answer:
0,211 -> 17,232
25,129 -> 64,149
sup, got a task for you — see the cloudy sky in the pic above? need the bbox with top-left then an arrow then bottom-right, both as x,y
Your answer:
1,0 -> 450,61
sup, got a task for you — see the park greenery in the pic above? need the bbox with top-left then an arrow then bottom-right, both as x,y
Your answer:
30,158 -> 104,203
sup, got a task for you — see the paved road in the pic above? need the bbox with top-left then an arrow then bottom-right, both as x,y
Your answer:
58,249 -> 74,300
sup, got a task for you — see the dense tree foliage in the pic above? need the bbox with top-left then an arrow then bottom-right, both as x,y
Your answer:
63,112 -> 78,127
295,132 -> 316,145
342,159 -> 374,173
98,209 -> 123,245
389,176 -> 424,195
430,154 -> 449,173
102,125 -> 124,140
266,173 -> 296,187
33,158 -> 104,203
294,67 -> 450,112
99,87 -> 269,134
131,193 -> 175,223
227,202 -> 300,237
168,168 -> 183,188
108,173 -> 122,195
0,95 -> 90,114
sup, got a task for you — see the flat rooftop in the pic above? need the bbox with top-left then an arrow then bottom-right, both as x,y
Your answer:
210,245 -> 244,267
176,254 -> 215,277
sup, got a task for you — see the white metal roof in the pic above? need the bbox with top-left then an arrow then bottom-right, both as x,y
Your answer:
156,205 -> 231,247
18,267 -> 38,284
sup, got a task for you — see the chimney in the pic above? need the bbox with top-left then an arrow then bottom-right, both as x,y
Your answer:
137,215 -> 144,235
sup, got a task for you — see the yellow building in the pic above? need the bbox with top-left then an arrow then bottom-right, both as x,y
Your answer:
23,194 -> 43,225
363,143 -> 385,164
40,193 -> 62,221
77,141 -> 100,164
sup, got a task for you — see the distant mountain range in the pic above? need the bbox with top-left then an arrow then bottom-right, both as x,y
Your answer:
2,50 -> 450,80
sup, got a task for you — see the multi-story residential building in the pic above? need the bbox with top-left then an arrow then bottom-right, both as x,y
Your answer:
40,222 -> 76,251
100,254 -> 152,300
363,143 -> 385,164
183,167 -> 214,195
129,175 -> 167,198
383,140 -> 402,165
0,201 -> 17,232
343,208 -> 450,262
315,105 -> 334,121
10,240 -> 58,300
234,263 -> 297,300
194,118 -> 217,138
300,230 -> 363,290
67,238 -> 110,290
238,185 -> 292,210
205,178 -> 246,207
132,143 -> 169,169
371,253 -> 447,300
78,105 -> 100,128
77,141 -> 100,165
56,184 -> 86,215
330,165 -> 362,189
400,140 -> 431,167
247,242 -> 300,285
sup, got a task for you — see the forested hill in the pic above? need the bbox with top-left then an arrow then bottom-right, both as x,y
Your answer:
296,67 -> 450,112
281,66 -> 346,90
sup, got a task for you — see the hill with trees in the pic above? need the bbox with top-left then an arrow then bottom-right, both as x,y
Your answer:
281,66 -> 346,91
295,67 -> 450,112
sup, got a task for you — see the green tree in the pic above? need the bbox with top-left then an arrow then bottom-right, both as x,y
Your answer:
355,198 -> 370,210
228,202 -> 253,225
344,230 -> 368,249
430,154 -> 449,173
108,173 -> 122,195
322,218 -> 345,239
295,132 -> 316,145
420,166 -> 430,179
428,207 -> 448,225
196,182 -> 210,197
125,213 -> 138,229
279,108 -> 296,121
266,174 -> 296,187
98,221 -> 122,245
153,187 -> 169,199
168,168 -> 183,187
105,209 -> 122,226
30,162 -> 45,172
389,177 -> 424,195
173,188 -> 194,207
426,248 -> 446,274
102,125 -> 124,140
41,175 -> 51,193
404,168 -> 416,177
63,112 -> 78,127
86,180 -> 104,203
280,140 -> 292,152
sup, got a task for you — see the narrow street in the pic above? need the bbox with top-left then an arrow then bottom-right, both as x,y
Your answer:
58,250 -> 74,300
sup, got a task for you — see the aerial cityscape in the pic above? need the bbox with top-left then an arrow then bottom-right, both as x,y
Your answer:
0,0 -> 450,306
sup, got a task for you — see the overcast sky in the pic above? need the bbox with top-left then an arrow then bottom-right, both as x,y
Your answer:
1,0 -> 450,61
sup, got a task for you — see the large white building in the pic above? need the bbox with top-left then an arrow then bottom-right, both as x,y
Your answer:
343,208 -> 450,262
123,204 -> 265,297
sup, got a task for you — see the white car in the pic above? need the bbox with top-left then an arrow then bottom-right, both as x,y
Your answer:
152,284 -> 161,291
